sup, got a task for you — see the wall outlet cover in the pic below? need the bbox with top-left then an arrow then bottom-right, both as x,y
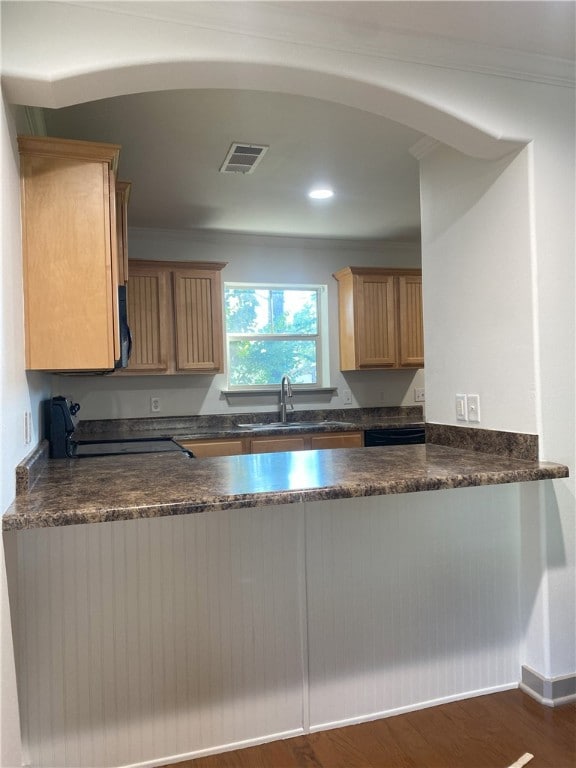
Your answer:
456,393 -> 468,421
467,394 -> 481,423
414,388 -> 425,402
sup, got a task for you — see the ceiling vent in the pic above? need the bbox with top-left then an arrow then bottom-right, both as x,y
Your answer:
219,142 -> 269,174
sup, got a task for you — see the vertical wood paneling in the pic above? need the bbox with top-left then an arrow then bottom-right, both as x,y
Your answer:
305,487 -> 521,729
358,276 -> 396,366
175,274 -> 217,370
127,270 -> 168,371
13,508 -> 305,768
11,489 -> 523,767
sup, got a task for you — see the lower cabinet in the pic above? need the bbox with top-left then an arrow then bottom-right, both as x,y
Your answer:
180,438 -> 247,458
309,432 -> 363,450
179,431 -> 363,457
251,436 -> 306,454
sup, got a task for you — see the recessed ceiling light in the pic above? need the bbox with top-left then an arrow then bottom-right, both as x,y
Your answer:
308,187 -> 334,200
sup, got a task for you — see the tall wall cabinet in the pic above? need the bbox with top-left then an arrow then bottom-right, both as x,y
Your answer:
18,136 -> 127,372
124,260 -> 227,375
333,267 -> 424,370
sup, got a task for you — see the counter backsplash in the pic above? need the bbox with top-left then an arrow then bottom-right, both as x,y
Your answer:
73,406 -> 425,436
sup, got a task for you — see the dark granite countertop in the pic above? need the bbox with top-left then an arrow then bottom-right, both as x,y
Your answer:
4,443 -> 568,531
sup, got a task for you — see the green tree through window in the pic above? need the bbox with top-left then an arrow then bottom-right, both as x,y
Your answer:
225,284 -> 325,387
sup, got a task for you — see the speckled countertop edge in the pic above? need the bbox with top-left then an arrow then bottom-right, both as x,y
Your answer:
4,444 -> 569,531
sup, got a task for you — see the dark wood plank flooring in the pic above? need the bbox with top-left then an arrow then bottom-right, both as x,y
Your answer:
163,689 -> 576,768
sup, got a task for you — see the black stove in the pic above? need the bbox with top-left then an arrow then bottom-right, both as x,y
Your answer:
71,437 -> 193,458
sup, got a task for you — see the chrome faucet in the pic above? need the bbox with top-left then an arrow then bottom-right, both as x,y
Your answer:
279,375 -> 294,423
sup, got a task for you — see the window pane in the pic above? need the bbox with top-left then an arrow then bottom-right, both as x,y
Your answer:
228,339 -> 317,386
225,287 -> 318,335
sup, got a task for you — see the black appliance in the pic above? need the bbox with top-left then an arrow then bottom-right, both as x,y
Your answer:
364,426 -> 425,447
115,284 -> 132,370
44,396 -> 79,457
72,437 -> 193,457
44,397 -> 194,458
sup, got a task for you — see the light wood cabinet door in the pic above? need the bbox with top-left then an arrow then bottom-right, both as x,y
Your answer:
333,267 -> 423,371
173,268 -> 224,372
125,265 -> 170,372
355,273 -> 397,368
250,436 -> 307,454
397,274 -> 424,367
179,439 -> 247,457
309,431 -> 363,449
18,136 -> 121,371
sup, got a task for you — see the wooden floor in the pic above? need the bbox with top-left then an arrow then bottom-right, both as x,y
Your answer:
163,690 -> 575,768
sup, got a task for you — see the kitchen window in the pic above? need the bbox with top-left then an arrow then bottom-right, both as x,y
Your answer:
224,283 -> 329,389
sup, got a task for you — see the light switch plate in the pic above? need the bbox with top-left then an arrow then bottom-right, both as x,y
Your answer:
467,394 -> 481,423
456,394 -> 468,421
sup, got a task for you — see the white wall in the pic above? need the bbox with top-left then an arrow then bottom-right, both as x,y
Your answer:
419,90 -> 575,680
58,229 -> 424,421
420,145 -> 537,434
0,93 -> 51,768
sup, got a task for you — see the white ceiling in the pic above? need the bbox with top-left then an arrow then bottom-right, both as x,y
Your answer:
40,1 -> 575,242
44,89 -> 424,240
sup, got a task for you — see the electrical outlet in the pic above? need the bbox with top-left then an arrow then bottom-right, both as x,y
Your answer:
467,394 -> 481,423
414,387 -> 425,403
24,411 -> 32,445
342,389 -> 352,406
150,397 -> 161,413
456,394 -> 468,421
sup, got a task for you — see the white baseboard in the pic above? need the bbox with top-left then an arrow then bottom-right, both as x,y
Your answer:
521,665 -> 576,707
115,684 -> 520,768
309,682 -> 519,733
116,728 -> 305,768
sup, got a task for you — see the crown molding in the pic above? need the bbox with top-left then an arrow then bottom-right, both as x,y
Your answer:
73,1 -> 576,88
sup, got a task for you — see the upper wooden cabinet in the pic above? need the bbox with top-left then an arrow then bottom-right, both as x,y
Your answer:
333,267 -> 424,370
124,260 -> 227,375
18,136 -> 122,372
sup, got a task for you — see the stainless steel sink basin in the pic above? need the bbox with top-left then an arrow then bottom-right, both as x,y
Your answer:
236,420 -> 355,430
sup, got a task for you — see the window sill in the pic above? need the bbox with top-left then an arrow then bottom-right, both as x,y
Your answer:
221,387 -> 338,397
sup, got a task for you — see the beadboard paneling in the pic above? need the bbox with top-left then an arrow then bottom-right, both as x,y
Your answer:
13,508 -> 305,768
11,487 -> 523,767
305,487 -> 521,729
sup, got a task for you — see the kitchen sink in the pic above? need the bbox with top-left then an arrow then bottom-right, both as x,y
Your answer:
236,420 -> 355,430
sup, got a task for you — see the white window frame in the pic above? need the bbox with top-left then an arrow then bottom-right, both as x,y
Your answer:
224,281 -> 330,391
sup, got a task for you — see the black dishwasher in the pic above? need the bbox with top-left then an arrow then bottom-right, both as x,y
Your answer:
364,426 -> 425,446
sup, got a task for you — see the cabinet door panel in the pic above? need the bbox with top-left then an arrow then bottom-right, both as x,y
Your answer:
21,155 -> 115,370
309,432 -> 363,449
174,271 -> 223,372
357,275 -> 397,367
250,437 -> 306,454
126,268 -> 169,372
179,439 -> 246,457
398,275 -> 424,367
